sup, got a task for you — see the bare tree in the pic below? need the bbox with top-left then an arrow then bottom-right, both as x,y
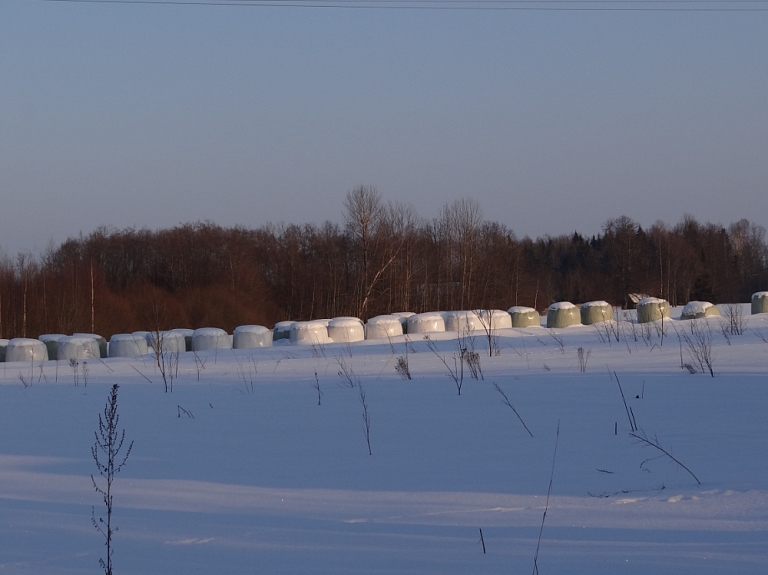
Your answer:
343,185 -> 403,319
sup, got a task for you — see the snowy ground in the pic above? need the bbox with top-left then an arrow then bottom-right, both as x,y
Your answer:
1,309 -> 767,574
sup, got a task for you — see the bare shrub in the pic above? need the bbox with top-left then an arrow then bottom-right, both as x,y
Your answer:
493,382 -> 533,437
427,339 -> 464,395
475,310 -> 500,357
681,320 -> 715,377
359,383 -> 372,455
394,356 -> 411,380
549,331 -> 565,353
630,430 -> 700,485
721,304 -> 747,339
336,356 -> 358,388
462,349 -> 483,380
577,347 -> 591,373
91,384 -> 134,575
310,370 -> 322,405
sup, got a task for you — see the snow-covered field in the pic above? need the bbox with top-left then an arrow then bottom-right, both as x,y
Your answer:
1,309 -> 767,574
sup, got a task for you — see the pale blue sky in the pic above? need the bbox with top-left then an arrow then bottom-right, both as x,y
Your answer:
1,1 -> 766,255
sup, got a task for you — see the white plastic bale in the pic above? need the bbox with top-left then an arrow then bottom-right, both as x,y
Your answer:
73,333 -> 108,358
0,339 -> 10,362
273,321 -> 295,341
390,312 -> 415,334
636,297 -> 671,324
58,336 -> 102,361
444,311 -> 481,332
752,292 -> 768,314
365,315 -> 404,340
191,328 -> 231,352
38,334 -> 66,361
290,321 -> 331,345
6,338 -> 49,362
233,325 -> 273,349
171,328 -> 194,351
108,334 -> 149,358
478,309 -> 512,330
327,317 -> 365,343
546,302 -> 581,329
132,331 -> 150,343
407,313 -> 446,334
508,306 -> 540,328
580,301 -> 614,325
146,331 -> 187,354
681,301 -> 720,320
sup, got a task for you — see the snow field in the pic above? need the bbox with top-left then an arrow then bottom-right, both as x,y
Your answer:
0,311 -> 767,573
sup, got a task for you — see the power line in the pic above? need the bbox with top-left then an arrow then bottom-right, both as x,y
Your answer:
40,0 -> 768,11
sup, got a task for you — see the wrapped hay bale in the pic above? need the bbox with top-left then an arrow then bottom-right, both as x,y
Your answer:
546,302 -> 581,328
132,331 -> 150,342
146,331 -> 187,354
273,321 -> 295,341
0,339 -> 9,362
191,328 -> 231,352
365,315 -> 403,340
636,297 -> 671,323
6,338 -> 49,362
58,336 -> 102,361
508,306 -> 540,328
478,309 -> 512,330
108,334 -> 149,358
390,312 -> 415,334
752,292 -> 768,314
681,301 -> 720,320
38,334 -> 66,361
407,312 -> 446,335
73,333 -> 107,358
233,325 -> 273,349
444,311 -> 481,332
171,328 -> 194,352
328,317 -> 365,343
290,321 -> 331,345
580,301 -> 613,325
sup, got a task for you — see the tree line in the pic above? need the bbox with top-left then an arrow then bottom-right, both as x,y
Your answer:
1,186 -> 766,340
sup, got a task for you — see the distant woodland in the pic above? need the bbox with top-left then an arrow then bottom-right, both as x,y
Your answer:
1,186 -> 767,340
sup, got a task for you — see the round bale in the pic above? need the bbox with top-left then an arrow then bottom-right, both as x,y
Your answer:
146,331 -> 187,354
108,334 -> 149,358
407,312 -> 446,335
58,336 -> 102,361
6,338 -> 49,362
580,301 -> 614,325
390,312 -> 415,334
752,292 -> 768,314
170,328 -> 194,351
547,302 -> 581,329
636,297 -> 671,323
365,315 -> 403,340
328,317 -> 365,343
233,325 -> 273,349
73,333 -> 107,358
681,301 -> 721,320
38,334 -> 66,361
508,306 -> 540,328
479,309 -> 512,330
273,321 -> 295,341
191,328 -> 231,352
290,321 -> 331,345
445,311 -> 481,333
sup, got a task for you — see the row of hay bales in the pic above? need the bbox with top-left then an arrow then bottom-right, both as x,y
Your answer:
0,326 -> 275,362
2,292 -> 767,361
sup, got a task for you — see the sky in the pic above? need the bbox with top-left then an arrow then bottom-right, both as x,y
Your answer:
1,0 -> 767,255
